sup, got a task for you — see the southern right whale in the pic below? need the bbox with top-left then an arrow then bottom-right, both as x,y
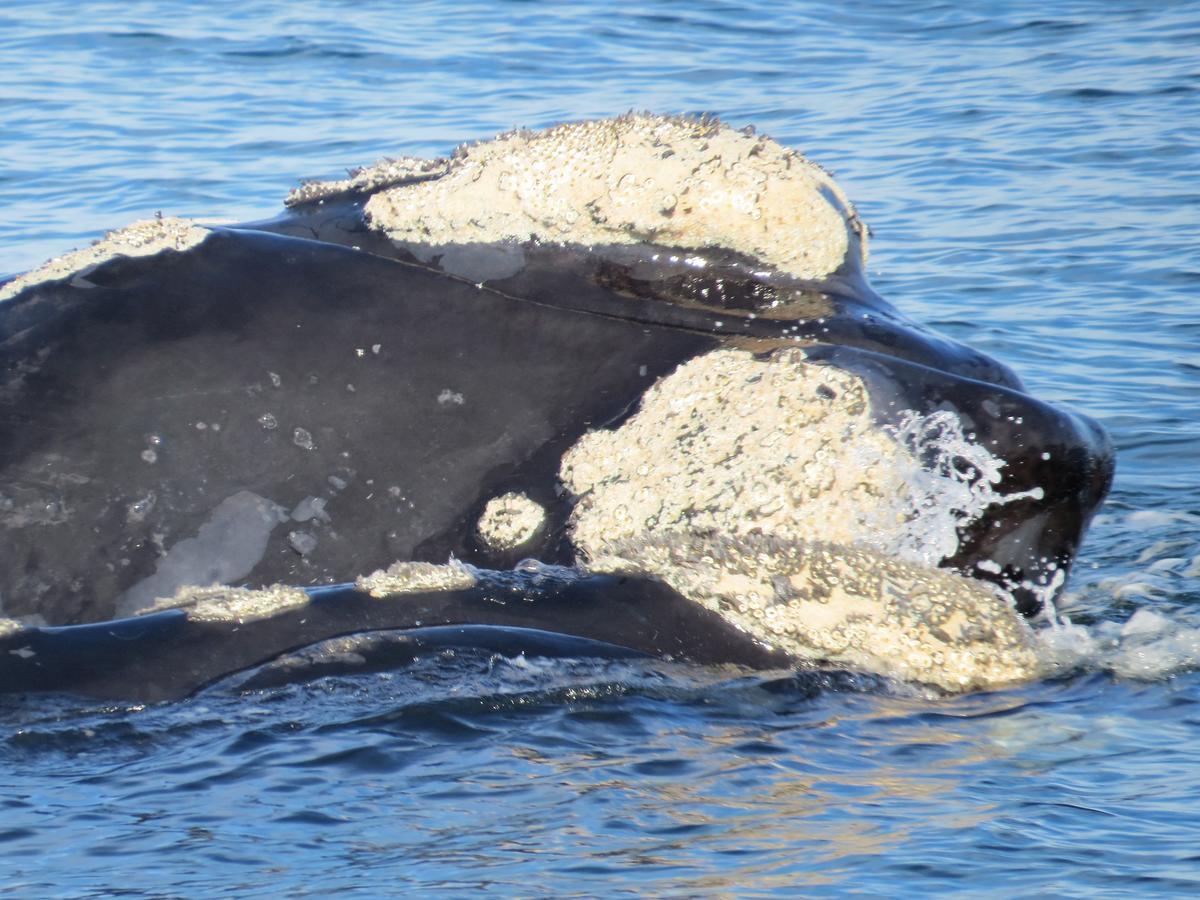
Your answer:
0,114 -> 1113,699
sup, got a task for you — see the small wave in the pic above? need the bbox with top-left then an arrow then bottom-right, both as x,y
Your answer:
1037,610 -> 1200,682
1036,509 -> 1200,682
1048,84 -> 1196,102
222,39 -> 372,62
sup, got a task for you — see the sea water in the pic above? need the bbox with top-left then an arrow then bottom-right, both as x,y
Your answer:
1,1 -> 1198,894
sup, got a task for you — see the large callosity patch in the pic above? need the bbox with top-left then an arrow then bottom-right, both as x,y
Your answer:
588,532 -> 1039,692
348,114 -> 866,282
561,348 -> 1021,570
561,347 -> 1042,690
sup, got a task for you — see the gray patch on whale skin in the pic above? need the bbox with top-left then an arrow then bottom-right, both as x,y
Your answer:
118,491 -> 288,617
397,242 -> 527,282
290,496 -> 330,523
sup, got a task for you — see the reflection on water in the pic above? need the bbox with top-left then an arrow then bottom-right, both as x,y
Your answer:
10,659 -> 1189,893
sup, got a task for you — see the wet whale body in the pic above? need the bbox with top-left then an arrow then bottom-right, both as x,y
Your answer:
0,115 -> 1112,700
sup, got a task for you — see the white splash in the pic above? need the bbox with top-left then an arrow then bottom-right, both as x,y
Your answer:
877,409 -> 1043,570
1034,510 -> 1200,682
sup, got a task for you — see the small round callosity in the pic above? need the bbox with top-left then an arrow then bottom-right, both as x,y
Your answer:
476,492 -> 546,551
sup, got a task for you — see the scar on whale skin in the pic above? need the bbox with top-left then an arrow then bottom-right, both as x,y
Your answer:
0,114 -> 1113,698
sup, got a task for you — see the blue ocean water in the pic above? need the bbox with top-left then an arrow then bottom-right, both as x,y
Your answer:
2,0 -> 1199,894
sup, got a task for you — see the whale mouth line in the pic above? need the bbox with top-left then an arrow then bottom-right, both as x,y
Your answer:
0,560 -> 1026,703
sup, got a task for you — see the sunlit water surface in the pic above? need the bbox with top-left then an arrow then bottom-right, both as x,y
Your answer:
1,1 -> 1198,894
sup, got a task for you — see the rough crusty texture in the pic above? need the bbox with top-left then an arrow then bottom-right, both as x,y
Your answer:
589,532 -> 1039,692
356,559 -> 478,598
137,584 -> 309,624
561,348 -> 1016,570
0,217 -> 210,302
476,492 -> 547,551
286,155 -> 450,206
560,346 -> 1041,691
330,114 -> 866,282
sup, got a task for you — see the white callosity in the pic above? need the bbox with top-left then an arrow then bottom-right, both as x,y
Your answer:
286,155 -> 450,207
589,532 -> 1039,692
0,617 -> 23,637
137,583 -> 309,624
561,348 -> 1041,691
130,559 -> 481,626
356,559 -> 478,598
476,492 -> 546,551
561,348 -> 1019,570
355,114 -> 866,282
0,217 -> 209,303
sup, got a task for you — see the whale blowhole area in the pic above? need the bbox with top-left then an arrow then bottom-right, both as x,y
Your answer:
288,113 -> 868,283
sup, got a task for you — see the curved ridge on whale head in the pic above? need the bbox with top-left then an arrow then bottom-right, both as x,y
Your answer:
0,113 -> 1113,700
